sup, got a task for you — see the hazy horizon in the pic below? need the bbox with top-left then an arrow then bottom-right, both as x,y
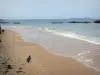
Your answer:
0,0 -> 100,19
0,18 -> 100,20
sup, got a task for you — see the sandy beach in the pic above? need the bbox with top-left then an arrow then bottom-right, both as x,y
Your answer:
0,29 -> 100,75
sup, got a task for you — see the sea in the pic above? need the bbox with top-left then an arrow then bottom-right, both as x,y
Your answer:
1,19 -> 100,72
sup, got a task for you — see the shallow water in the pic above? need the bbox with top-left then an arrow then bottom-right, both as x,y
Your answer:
3,22 -> 100,45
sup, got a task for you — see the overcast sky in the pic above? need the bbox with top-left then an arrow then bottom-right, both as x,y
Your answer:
0,0 -> 100,19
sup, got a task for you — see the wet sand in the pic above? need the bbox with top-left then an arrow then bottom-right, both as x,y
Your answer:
0,30 -> 100,75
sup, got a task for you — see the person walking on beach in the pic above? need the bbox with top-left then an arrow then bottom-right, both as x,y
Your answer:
0,25 -> 1,34
0,25 -> 1,42
27,55 -> 31,63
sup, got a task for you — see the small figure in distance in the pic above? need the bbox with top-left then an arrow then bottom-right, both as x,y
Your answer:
2,29 -> 4,33
27,55 -> 31,63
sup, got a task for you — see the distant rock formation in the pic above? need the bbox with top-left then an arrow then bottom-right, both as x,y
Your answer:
51,22 -> 64,24
0,19 -> 10,23
83,21 -> 91,23
13,22 -> 20,24
68,21 -> 91,23
0,19 -> 4,21
94,20 -> 100,23
0,21 -> 9,23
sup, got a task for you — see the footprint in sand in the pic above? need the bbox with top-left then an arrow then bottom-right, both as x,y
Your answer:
16,67 -> 27,75
4,70 -> 9,74
16,70 -> 23,73
19,67 -> 23,70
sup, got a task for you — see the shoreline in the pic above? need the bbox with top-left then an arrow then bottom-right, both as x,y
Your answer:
13,29 -> 100,73
4,26 -> 100,72
3,25 -> 100,45
0,29 -> 100,75
15,36 -> 100,73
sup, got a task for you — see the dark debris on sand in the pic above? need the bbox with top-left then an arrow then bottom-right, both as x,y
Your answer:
4,70 -> 9,74
0,55 -> 13,74
6,65 -> 13,69
0,55 -> 26,75
16,71 -> 23,73
0,54 -> 27,75
19,67 -> 23,70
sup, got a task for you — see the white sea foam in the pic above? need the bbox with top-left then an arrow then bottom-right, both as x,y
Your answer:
3,25 -> 100,45
39,27 -> 100,45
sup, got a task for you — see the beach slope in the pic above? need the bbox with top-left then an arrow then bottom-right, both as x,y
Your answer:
0,30 -> 100,75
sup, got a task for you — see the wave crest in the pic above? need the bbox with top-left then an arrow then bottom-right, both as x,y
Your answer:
39,27 -> 100,45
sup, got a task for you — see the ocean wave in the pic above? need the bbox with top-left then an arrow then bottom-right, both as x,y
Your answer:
38,27 -> 100,45
74,50 -> 100,72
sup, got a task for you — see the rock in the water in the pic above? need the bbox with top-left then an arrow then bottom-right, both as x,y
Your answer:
94,20 -> 100,23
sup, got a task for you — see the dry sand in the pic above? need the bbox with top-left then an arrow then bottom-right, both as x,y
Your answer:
0,30 -> 100,75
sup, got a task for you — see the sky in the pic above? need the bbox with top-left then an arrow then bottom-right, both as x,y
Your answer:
0,0 -> 100,19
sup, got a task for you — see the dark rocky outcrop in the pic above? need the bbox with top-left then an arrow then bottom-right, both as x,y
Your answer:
0,19 -> 4,21
68,21 -> 77,23
68,21 -> 91,23
51,22 -> 64,24
13,22 -> 20,24
0,19 -> 10,24
83,21 -> 91,23
0,22 -> 9,23
94,20 -> 100,23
